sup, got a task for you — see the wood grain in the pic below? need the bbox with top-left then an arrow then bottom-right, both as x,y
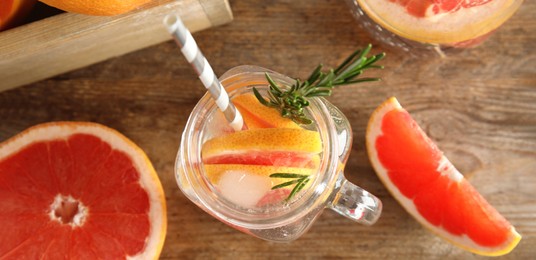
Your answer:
0,0 -> 232,92
0,0 -> 534,259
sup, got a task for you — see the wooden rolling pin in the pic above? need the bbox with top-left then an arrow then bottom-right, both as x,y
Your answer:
0,0 -> 233,92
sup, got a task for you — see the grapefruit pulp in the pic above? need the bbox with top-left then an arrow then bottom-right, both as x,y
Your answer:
366,97 -> 521,256
0,122 -> 166,259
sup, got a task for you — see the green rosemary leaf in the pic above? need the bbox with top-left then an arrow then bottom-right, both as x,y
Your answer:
345,77 -> 382,85
253,87 -> 273,107
307,89 -> 332,97
334,48 -> 362,74
286,178 -> 310,202
269,173 -> 309,178
306,64 -> 323,84
293,116 -> 313,125
272,179 -> 303,190
266,73 -> 283,95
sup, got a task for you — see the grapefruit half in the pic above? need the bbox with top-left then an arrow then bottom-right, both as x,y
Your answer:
366,97 -> 521,256
0,122 -> 166,259
356,0 -> 523,44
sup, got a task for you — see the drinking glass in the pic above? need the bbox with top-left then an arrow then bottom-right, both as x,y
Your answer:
175,65 -> 382,242
345,0 -> 524,56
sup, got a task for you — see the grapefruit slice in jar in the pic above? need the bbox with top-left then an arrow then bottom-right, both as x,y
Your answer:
202,128 -> 322,168
0,122 -> 166,259
201,127 -> 322,208
365,97 -> 521,256
355,0 -> 523,45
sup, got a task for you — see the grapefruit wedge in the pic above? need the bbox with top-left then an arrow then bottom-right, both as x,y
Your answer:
366,97 -> 521,256
0,122 -> 166,259
202,128 -> 322,168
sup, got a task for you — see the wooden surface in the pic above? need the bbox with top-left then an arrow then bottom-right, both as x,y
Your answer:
0,0 -> 535,259
0,0 -> 232,92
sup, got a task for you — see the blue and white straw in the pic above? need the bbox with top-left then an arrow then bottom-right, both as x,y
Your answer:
164,14 -> 245,131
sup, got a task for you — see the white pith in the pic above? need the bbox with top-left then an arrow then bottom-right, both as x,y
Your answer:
366,98 -> 520,255
49,194 -> 88,227
0,122 -> 165,259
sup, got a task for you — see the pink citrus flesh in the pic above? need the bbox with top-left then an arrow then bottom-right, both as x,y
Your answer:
366,97 -> 521,256
0,122 -> 166,259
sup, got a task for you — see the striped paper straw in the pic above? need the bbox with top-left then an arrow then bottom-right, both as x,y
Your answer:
163,14 -> 245,131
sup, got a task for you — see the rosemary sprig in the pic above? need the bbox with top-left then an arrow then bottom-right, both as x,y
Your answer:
269,173 -> 310,202
253,44 -> 385,124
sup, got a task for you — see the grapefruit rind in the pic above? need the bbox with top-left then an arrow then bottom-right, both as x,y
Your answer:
233,93 -> 301,129
365,97 -> 521,256
356,0 -> 522,44
0,122 -> 167,259
202,128 -> 322,161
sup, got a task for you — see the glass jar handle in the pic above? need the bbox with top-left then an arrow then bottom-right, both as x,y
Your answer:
328,178 -> 382,225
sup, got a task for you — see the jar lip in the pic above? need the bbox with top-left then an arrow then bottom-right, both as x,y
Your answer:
176,66 -> 341,229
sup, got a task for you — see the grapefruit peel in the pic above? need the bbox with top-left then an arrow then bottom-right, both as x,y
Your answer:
0,122 -> 166,259
233,93 -> 301,129
365,97 -> 521,256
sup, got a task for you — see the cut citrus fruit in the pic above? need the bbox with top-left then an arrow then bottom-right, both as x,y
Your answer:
0,0 -> 36,31
233,93 -> 301,129
202,128 -> 322,168
0,122 -> 166,259
366,97 -> 521,256
356,0 -> 523,44
40,0 -> 150,16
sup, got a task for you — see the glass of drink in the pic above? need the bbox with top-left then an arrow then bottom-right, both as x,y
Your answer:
345,0 -> 524,55
175,65 -> 382,242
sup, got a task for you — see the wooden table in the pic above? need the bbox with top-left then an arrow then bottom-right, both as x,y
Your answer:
1,0 -> 534,259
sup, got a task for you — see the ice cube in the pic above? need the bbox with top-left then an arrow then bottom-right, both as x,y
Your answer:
218,170 -> 272,208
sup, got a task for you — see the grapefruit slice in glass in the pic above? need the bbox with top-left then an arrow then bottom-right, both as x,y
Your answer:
355,0 -> 523,44
365,97 -> 521,256
0,122 -> 166,259
202,128 -> 322,168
